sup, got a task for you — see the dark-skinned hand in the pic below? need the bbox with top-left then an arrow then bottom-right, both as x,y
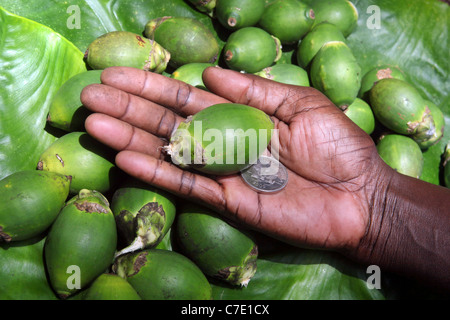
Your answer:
81,66 -> 450,291
81,66 -> 385,253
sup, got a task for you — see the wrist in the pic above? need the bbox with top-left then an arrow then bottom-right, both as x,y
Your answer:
348,158 -> 395,262
350,160 -> 450,291
351,160 -> 396,263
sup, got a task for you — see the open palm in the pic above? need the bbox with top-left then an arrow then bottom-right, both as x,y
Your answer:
82,66 -> 383,252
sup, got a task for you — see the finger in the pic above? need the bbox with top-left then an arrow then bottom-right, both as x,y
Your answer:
85,113 -> 166,158
99,66 -> 230,116
115,150 -> 228,210
202,67 -> 335,123
81,83 -> 183,140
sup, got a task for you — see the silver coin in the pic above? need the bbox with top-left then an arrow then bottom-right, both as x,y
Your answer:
240,155 -> 288,193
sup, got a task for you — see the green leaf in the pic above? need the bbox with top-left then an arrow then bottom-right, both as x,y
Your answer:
0,7 -> 86,179
0,235 -> 58,300
211,247 -> 388,300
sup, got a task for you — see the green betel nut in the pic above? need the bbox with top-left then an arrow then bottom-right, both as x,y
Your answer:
144,16 -> 219,68
113,249 -> 213,300
44,189 -> 117,298
174,202 -> 258,287
223,27 -> 282,73
171,63 -> 215,90
85,31 -> 170,73
186,0 -> 216,17
254,63 -> 310,87
47,70 -> 102,132
310,0 -> 359,37
164,103 -> 274,175
359,65 -> 407,101
343,98 -> 375,135
369,78 -> 436,141
111,178 -> 176,258
296,22 -> 346,69
37,131 -> 122,194
216,0 -> 266,30
0,235 -> 57,300
0,170 -> 70,243
376,134 -> 424,179
259,0 -> 315,45
82,273 -> 141,300
310,41 -> 361,108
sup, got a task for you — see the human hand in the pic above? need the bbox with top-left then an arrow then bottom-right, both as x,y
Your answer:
81,66 -> 389,254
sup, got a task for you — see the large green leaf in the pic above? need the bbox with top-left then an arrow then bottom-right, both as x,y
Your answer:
0,0 -> 448,300
0,7 -> 86,179
211,247 -> 388,300
0,235 -> 58,300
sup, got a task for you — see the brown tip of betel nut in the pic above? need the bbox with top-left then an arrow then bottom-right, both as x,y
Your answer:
74,201 -> 109,214
309,9 -> 315,19
140,202 -> 166,219
266,73 -> 274,80
58,293 -> 70,299
36,160 -> 43,170
147,16 -> 172,35
131,251 -> 149,276
157,16 -> 172,26
376,68 -> 393,79
84,49 -> 89,60
225,50 -> 233,61
0,226 -> 12,243
135,35 -> 146,46
209,53 -> 218,64
228,17 -> 237,27
216,267 -> 232,281
249,245 -> 258,257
